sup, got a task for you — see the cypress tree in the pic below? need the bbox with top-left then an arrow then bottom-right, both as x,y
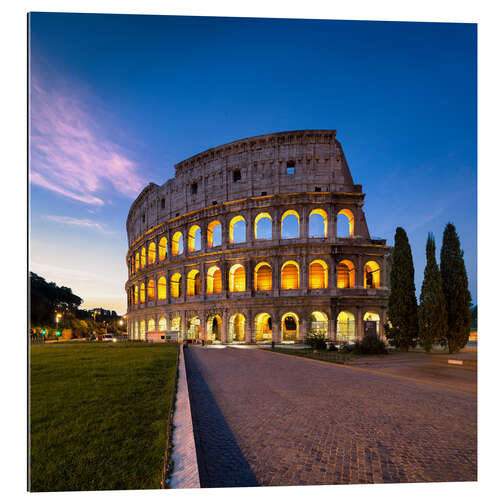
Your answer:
385,227 -> 418,351
418,233 -> 447,352
440,223 -> 472,353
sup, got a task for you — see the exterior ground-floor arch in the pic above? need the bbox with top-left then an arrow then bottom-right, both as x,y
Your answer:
187,316 -> 201,339
307,311 -> 329,337
336,311 -> 356,343
281,312 -> 299,342
206,314 -> 222,343
254,312 -> 273,342
229,313 -> 246,343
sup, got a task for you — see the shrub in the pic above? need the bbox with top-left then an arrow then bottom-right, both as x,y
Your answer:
305,332 -> 327,350
353,331 -> 388,355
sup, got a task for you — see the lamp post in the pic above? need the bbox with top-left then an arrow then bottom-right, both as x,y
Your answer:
55,313 -> 62,341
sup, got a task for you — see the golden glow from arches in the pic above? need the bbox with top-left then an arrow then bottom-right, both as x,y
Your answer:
206,266 -> 222,294
309,209 -> 328,238
172,231 -> 183,256
159,237 -> 167,261
187,316 -> 201,339
364,260 -> 381,288
188,225 -> 201,252
337,259 -> 355,288
139,282 -> 145,303
140,247 -> 146,268
148,242 -> 156,265
281,210 -> 300,239
135,252 -> 139,272
229,215 -> 246,244
337,311 -> 355,342
254,262 -> 272,291
207,220 -> 222,248
309,311 -> 329,336
148,318 -> 155,332
254,212 -> 272,240
255,312 -> 272,342
229,313 -> 245,342
281,260 -> 299,290
140,320 -> 146,339
338,208 -> 354,237
281,312 -> 299,341
171,272 -> 182,298
309,259 -> 328,289
158,276 -> 167,300
134,285 -> 138,305
206,314 -> 222,342
187,269 -> 201,296
147,279 -> 155,300
229,264 -> 246,292
158,317 -> 167,331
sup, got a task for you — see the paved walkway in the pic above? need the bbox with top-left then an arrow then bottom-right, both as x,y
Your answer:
184,346 -> 476,487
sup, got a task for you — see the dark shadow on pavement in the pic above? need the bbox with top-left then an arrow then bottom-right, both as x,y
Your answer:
184,347 -> 259,488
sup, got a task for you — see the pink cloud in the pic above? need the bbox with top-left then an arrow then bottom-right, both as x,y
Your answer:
30,77 -> 145,205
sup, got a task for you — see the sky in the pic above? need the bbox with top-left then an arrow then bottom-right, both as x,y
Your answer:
28,13 -> 477,315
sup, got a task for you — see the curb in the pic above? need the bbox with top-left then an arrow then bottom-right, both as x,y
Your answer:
170,346 -> 201,489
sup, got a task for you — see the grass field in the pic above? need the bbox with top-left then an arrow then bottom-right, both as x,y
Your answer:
29,342 -> 178,492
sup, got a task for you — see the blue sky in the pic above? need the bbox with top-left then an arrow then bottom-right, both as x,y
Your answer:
29,13 -> 477,314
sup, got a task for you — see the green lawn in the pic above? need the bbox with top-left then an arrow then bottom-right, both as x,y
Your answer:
29,342 -> 178,492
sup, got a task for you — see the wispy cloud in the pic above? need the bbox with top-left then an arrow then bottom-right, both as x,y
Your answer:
42,215 -> 114,234
30,75 -> 145,205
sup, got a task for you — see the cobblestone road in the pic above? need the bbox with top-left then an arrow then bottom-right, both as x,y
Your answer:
184,347 -> 476,488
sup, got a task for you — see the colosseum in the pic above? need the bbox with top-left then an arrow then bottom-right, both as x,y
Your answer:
125,130 -> 391,344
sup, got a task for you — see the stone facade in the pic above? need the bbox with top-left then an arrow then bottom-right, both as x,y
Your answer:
125,130 -> 391,344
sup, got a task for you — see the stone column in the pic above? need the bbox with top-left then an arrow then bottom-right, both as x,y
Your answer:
328,205 -> 336,242
273,256 -> 281,297
272,310 -> 280,343
245,310 -> 252,343
300,253 -> 308,292
299,206 -> 307,240
245,210 -> 252,245
355,307 -> 363,340
221,215 -> 229,249
356,255 -> 364,289
221,310 -> 228,343
272,207 -> 280,240
247,259 -> 254,294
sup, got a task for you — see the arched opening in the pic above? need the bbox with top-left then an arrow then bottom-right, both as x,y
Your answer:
254,262 -> 272,291
281,313 -> 299,342
363,312 -> 381,335
229,264 -> 246,292
309,209 -> 328,238
157,276 -> 167,300
337,311 -> 356,343
364,261 -> 381,288
206,266 -> 222,294
147,279 -> 155,300
172,231 -> 184,256
148,242 -> 156,265
188,225 -> 201,252
139,283 -> 145,303
206,314 -> 222,343
134,320 -> 138,340
337,260 -> 355,288
140,247 -> 146,268
229,215 -> 246,244
309,259 -> 328,289
337,209 -> 354,237
134,285 -> 138,305
170,273 -> 182,298
308,311 -> 328,336
135,252 -> 139,273
148,318 -> 155,332
187,316 -> 201,339
187,269 -> 201,296
140,320 -> 146,340
255,313 -> 273,342
229,313 -> 245,342
281,261 -> 299,290
207,220 -> 222,248
281,210 -> 300,239
159,237 -> 167,261
171,317 -> 181,334
254,212 -> 272,240
158,317 -> 167,331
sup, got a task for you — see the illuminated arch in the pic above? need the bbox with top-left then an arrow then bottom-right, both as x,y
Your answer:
187,269 -> 201,296
158,317 -> 167,331
229,313 -> 246,342
148,318 -> 155,332
337,208 -> 354,237
187,316 -> 201,339
254,262 -> 272,291
140,246 -> 146,268
135,252 -> 139,272
364,261 -> 381,289
134,285 -> 138,305
309,209 -> 328,238
308,311 -> 328,336
229,264 -> 246,292
309,259 -> 328,289
172,231 -> 184,256
363,311 -> 381,334
171,316 -> 181,332
147,279 -> 155,300
281,210 -> 300,239
281,260 -> 299,290
206,314 -> 222,342
170,273 -> 182,298
206,266 -> 222,294
337,311 -> 356,343
140,319 -> 146,340
337,259 -> 355,288
157,276 -> 167,300
139,282 -> 145,303
148,242 -> 156,265
229,215 -> 246,244
134,320 -> 138,340
281,312 -> 299,342
207,220 -> 222,248
254,212 -> 272,240
188,225 -> 201,252
159,237 -> 167,261
254,312 -> 272,342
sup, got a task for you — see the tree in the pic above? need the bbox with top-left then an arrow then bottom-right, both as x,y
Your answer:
418,233 -> 447,352
385,227 -> 419,351
440,223 -> 472,353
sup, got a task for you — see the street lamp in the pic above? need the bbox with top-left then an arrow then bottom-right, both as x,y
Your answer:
55,313 -> 62,341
